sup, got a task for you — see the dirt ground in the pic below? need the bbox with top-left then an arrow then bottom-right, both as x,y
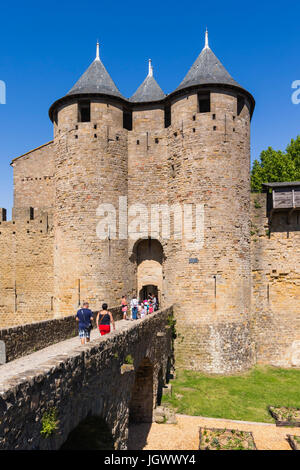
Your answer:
128,414 -> 300,450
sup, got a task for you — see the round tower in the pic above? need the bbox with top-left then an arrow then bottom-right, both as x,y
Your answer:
163,31 -> 256,373
49,43 -> 129,316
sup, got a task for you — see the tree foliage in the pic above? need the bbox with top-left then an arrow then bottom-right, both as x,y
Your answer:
251,136 -> 300,192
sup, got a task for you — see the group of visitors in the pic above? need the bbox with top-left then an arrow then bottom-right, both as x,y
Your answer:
76,292 -> 159,345
76,301 -> 115,345
121,293 -> 159,321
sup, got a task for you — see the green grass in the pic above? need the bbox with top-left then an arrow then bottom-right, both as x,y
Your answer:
162,366 -> 300,423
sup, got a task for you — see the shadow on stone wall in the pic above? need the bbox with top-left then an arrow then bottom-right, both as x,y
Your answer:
127,423 -> 152,450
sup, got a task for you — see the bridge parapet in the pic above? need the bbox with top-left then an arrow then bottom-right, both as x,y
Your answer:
0,306 -> 174,450
0,307 -> 123,363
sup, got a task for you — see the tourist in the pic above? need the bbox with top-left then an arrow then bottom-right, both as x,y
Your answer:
130,295 -> 138,320
96,303 -> 116,336
140,303 -> 146,319
76,301 -> 94,345
121,295 -> 128,320
138,302 -> 143,318
153,295 -> 158,311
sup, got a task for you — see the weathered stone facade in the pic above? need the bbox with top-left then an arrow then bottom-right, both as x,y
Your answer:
0,307 -> 173,450
251,193 -> 300,367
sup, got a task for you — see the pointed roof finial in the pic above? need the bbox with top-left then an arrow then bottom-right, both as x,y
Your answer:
204,27 -> 209,49
148,58 -> 153,77
96,40 -> 100,61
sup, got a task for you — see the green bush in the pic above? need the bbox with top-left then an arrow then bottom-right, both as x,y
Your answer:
40,408 -> 59,438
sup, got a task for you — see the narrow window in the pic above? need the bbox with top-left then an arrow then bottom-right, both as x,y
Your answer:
123,109 -> 132,130
193,115 -> 196,121
237,96 -> 245,116
164,104 -> 171,128
212,114 -> 216,120
213,126 -> 217,131
78,101 -> 91,122
136,140 -> 140,145
198,93 -> 210,113
155,138 -> 159,144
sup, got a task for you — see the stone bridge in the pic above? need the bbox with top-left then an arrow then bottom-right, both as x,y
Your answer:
0,307 -> 173,450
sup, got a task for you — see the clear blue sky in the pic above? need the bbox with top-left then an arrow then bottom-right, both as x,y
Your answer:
0,0 -> 299,214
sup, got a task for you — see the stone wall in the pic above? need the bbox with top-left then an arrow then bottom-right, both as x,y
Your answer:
0,307 -> 173,450
0,306 -> 122,363
11,141 -> 55,210
250,193 -> 300,367
0,209 -> 54,328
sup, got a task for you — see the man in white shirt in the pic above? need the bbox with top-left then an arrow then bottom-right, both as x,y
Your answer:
130,295 -> 139,320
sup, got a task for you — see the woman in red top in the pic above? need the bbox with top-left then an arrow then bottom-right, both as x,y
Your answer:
96,303 -> 116,336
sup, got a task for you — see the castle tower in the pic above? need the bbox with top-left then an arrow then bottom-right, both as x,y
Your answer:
49,43 -> 129,315
163,31 -> 256,373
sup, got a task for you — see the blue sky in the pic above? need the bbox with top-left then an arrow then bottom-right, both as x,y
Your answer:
0,0 -> 299,213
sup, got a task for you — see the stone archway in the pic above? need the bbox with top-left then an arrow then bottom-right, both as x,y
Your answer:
129,358 -> 154,424
133,238 -> 164,306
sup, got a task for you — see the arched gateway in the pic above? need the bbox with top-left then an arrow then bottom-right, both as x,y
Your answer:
132,238 -> 164,304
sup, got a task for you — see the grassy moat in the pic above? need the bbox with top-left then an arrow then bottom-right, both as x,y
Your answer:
162,365 -> 300,423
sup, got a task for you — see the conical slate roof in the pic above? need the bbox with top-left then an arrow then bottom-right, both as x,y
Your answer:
130,60 -> 165,103
176,31 -> 242,92
66,43 -> 123,98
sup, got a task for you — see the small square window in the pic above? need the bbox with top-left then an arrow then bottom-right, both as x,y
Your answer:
213,126 -> 217,131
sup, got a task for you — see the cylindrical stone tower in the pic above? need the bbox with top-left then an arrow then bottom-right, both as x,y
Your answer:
49,44 -> 129,316
163,32 -> 256,373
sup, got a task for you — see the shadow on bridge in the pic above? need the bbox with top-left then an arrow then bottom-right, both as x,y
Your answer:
60,415 -> 114,450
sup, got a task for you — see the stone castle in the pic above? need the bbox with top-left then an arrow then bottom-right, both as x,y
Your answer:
0,32 -> 299,374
